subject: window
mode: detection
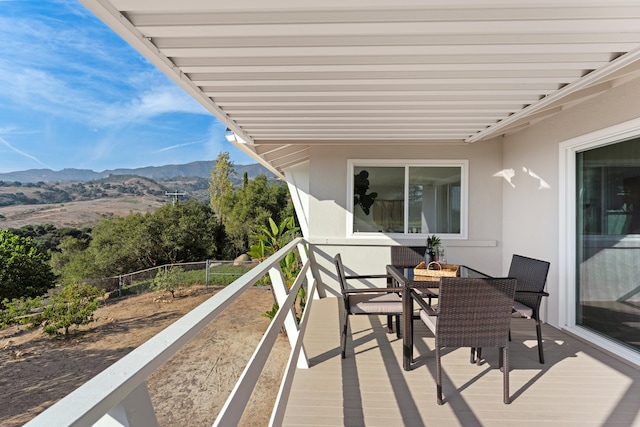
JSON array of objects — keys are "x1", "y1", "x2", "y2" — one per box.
[
  {"x1": 348, "y1": 160, "x2": 467, "y2": 237},
  {"x1": 576, "y1": 136, "x2": 640, "y2": 352},
  {"x1": 560, "y1": 117, "x2": 640, "y2": 365}
]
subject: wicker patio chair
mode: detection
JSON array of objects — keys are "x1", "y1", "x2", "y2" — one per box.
[
  {"x1": 508, "y1": 254, "x2": 550, "y2": 364},
  {"x1": 390, "y1": 246, "x2": 426, "y2": 268},
  {"x1": 416, "y1": 277, "x2": 517, "y2": 404},
  {"x1": 388, "y1": 246, "x2": 434, "y2": 325},
  {"x1": 334, "y1": 253, "x2": 403, "y2": 359}
]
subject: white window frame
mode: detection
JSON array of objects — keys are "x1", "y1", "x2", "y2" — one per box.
[
  {"x1": 346, "y1": 159, "x2": 468, "y2": 239},
  {"x1": 559, "y1": 117, "x2": 640, "y2": 367}
]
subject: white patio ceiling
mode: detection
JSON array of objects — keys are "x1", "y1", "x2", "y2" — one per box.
[{"x1": 81, "y1": 0, "x2": 640, "y2": 176}]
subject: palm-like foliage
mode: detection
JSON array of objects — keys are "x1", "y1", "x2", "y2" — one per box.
[
  {"x1": 248, "y1": 217, "x2": 304, "y2": 322},
  {"x1": 248, "y1": 217, "x2": 299, "y2": 261}
]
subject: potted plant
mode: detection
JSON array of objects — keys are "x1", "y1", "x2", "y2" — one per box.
[{"x1": 426, "y1": 235, "x2": 443, "y2": 266}]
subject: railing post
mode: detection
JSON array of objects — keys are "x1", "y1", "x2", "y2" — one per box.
[
  {"x1": 93, "y1": 382, "x2": 158, "y2": 427},
  {"x1": 269, "y1": 266, "x2": 298, "y2": 339},
  {"x1": 296, "y1": 241, "x2": 319, "y2": 301},
  {"x1": 269, "y1": 266, "x2": 309, "y2": 368},
  {"x1": 205, "y1": 259, "x2": 210, "y2": 288}
]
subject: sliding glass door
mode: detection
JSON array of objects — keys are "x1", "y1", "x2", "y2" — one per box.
[{"x1": 576, "y1": 137, "x2": 640, "y2": 351}]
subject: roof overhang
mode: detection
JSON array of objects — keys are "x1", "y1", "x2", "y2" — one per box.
[{"x1": 80, "y1": 0, "x2": 640, "y2": 176}]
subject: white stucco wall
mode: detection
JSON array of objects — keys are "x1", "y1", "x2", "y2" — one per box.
[
  {"x1": 501, "y1": 76, "x2": 640, "y2": 327},
  {"x1": 284, "y1": 77, "x2": 640, "y2": 332},
  {"x1": 303, "y1": 139, "x2": 505, "y2": 295},
  {"x1": 285, "y1": 162, "x2": 310, "y2": 238}
]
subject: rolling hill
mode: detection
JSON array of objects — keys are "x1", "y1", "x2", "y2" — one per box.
[
  {"x1": 0, "y1": 162, "x2": 275, "y2": 229},
  {"x1": 0, "y1": 161, "x2": 272, "y2": 183}
]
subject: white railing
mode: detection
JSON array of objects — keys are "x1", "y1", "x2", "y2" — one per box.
[{"x1": 24, "y1": 237, "x2": 317, "y2": 427}]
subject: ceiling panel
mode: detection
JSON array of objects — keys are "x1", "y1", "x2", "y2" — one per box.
[{"x1": 80, "y1": 0, "x2": 640, "y2": 176}]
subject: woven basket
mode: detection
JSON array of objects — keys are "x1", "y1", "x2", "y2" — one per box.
[{"x1": 414, "y1": 261, "x2": 460, "y2": 278}]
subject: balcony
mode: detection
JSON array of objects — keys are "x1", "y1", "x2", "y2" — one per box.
[
  {"x1": 283, "y1": 298, "x2": 640, "y2": 426},
  {"x1": 25, "y1": 239, "x2": 640, "y2": 426}
]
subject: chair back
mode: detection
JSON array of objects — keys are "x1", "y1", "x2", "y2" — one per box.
[
  {"x1": 436, "y1": 277, "x2": 516, "y2": 348},
  {"x1": 333, "y1": 254, "x2": 350, "y2": 311},
  {"x1": 507, "y1": 255, "x2": 550, "y2": 311},
  {"x1": 391, "y1": 246, "x2": 426, "y2": 268}
]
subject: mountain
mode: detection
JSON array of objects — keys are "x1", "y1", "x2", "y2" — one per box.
[{"x1": 0, "y1": 161, "x2": 273, "y2": 183}]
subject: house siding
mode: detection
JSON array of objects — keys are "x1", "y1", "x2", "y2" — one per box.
[
  {"x1": 304, "y1": 139, "x2": 505, "y2": 294},
  {"x1": 502, "y1": 76, "x2": 640, "y2": 328}
]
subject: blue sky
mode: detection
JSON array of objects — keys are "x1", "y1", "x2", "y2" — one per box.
[{"x1": 0, "y1": 0, "x2": 253, "y2": 173}]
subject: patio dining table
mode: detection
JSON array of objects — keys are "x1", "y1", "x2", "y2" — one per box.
[{"x1": 386, "y1": 264, "x2": 491, "y2": 370}]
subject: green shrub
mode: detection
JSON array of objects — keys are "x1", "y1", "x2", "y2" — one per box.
[
  {"x1": 151, "y1": 267, "x2": 185, "y2": 297},
  {"x1": 0, "y1": 229, "x2": 56, "y2": 302},
  {"x1": 0, "y1": 296, "x2": 43, "y2": 329},
  {"x1": 262, "y1": 302, "x2": 279, "y2": 320},
  {"x1": 41, "y1": 283, "x2": 103, "y2": 337}
]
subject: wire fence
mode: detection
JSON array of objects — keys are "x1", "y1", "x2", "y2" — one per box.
[{"x1": 82, "y1": 260, "x2": 258, "y2": 297}]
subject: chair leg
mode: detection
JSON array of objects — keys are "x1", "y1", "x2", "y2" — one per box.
[
  {"x1": 536, "y1": 318, "x2": 544, "y2": 364},
  {"x1": 470, "y1": 347, "x2": 484, "y2": 364},
  {"x1": 395, "y1": 315, "x2": 401, "y2": 338},
  {"x1": 341, "y1": 313, "x2": 349, "y2": 359},
  {"x1": 503, "y1": 346, "x2": 510, "y2": 404},
  {"x1": 387, "y1": 314, "x2": 393, "y2": 333},
  {"x1": 436, "y1": 346, "x2": 443, "y2": 405}
]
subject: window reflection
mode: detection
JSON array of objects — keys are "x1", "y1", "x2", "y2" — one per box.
[
  {"x1": 353, "y1": 165, "x2": 461, "y2": 234},
  {"x1": 576, "y1": 137, "x2": 640, "y2": 352}
]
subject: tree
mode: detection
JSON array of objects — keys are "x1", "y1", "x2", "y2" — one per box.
[
  {"x1": 54, "y1": 200, "x2": 226, "y2": 283},
  {"x1": 9, "y1": 224, "x2": 91, "y2": 254},
  {"x1": 50, "y1": 236, "x2": 93, "y2": 284},
  {"x1": 145, "y1": 200, "x2": 225, "y2": 264},
  {"x1": 209, "y1": 152, "x2": 235, "y2": 224},
  {"x1": 88, "y1": 213, "x2": 150, "y2": 276},
  {"x1": 0, "y1": 230, "x2": 56, "y2": 302},
  {"x1": 222, "y1": 175, "x2": 294, "y2": 257},
  {"x1": 151, "y1": 266, "x2": 185, "y2": 298},
  {"x1": 41, "y1": 283, "x2": 103, "y2": 337}
]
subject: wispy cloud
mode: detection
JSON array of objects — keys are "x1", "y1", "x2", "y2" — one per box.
[
  {"x1": 97, "y1": 83, "x2": 208, "y2": 128},
  {"x1": 155, "y1": 139, "x2": 205, "y2": 153},
  {"x1": 0, "y1": 2, "x2": 252, "y2": 172},
  {"x1": 0, "y1": 136, "x2": 50, "y2": 169},
  {"x1": 0, "y1": 4, "x2": 207, "y2": 130}
]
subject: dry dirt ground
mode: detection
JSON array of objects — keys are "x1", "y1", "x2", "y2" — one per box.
[
  {"x1": 0, "y1": 196, "x2": 164, "y2": 229},
  {"x1": 0, "y1": 286, "x2": 289, "y2": 426}
]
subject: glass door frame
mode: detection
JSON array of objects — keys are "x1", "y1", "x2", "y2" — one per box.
[{"x1": 560, "y1": 117, "x2": 640, "y2": 366}]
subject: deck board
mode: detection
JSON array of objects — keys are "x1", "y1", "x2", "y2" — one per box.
[{"x1": 283, "y1": 297, "x2": 640, "y2": 426}]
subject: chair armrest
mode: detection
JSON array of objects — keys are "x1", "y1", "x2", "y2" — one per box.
[
  {"x1": 515, "y1": 290, "x2": 549, "y2": 297},
  {"x1": 410, "y1": 289, "x2": 438, "y2": 316},
  {"x1": 423, "y1": 305, "x2": 438, "y2": 316},
  {"x1": 343, "y1": 287, "x2": 403, "y2": 295},
  {"x1": 345, "y1": 274, "x2": 391, "y2": 280}
]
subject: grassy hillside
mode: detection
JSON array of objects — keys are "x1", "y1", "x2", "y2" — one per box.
[{"x1": 0, "y1": 175, "x2": 210, "y2": 229}]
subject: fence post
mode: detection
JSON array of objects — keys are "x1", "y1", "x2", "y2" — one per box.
[
  {"x1": 205, "y1": 259, "x2": 210, "y2": 288},
  {"x1": 118, "y1": 275, "x2": 123, "y2": 297}
]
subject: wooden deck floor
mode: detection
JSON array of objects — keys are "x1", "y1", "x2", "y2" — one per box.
[{"x1": 282, "y1": 297, "x2": 640, "y2": 426}]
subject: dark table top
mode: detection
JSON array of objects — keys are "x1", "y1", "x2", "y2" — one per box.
[{"x1": 386, "y1": 264, "x2": 491, "y2": 288}]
